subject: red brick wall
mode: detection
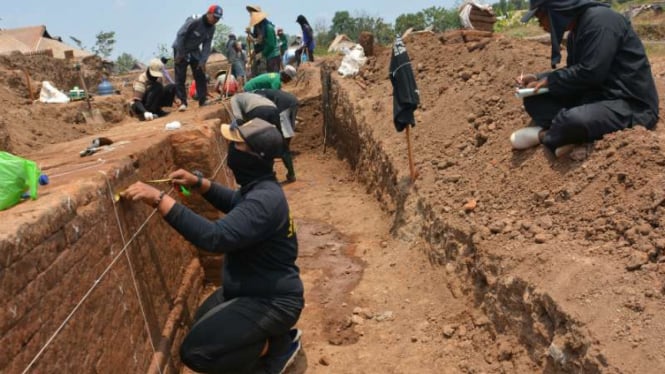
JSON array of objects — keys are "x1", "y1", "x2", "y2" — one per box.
[{"x1": 0, "y1": 120, "x2": 230, "y2": 373}]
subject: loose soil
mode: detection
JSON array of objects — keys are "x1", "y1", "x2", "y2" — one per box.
[{"x1": 2, "y1": 23, "x2": 665, "y2": 373}]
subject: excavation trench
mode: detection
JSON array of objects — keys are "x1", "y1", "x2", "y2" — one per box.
[
  {"x1": 0, "y1": 63, "x2": 632, "y2": 373},
  {"x1": 318, "y1": 63, "x2": 608, "y2": 373}
]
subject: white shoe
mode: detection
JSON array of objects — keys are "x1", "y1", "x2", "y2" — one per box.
[
  {"x1": 178, "y1": 104, "x2": 187, "y2": 112},
  {"x1": 510, "y1": 126, "x2": 543, "y2": 149}
]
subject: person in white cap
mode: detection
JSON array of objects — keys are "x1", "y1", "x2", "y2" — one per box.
[
  {"x1": 243, "y1": 65, "x2": 296, "y2": 92},
  {"x1": 130, "y1": 58, "x2": 176, "y2": 121},
  {"x1": 120, "y1": 118, "x2": 303, "y2": 374}
]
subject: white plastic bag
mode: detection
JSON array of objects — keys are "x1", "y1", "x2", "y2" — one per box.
[
  {"x1": 39, "y1": 81, "x2": 70, "y2": 104},
  {"x1": 165, "y1": 121, "x2": 182, "y2": 130},
  {"x1": 337, "y1": 44, "x2": 367, "y2": 77}
]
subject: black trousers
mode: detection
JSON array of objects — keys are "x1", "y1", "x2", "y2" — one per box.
[
  {"x1": 180, "y1": 288, "x2": 302, "y2": 373},
  {"x1": 244, "y1": 106, "x2": 281, "y2": 131},
  {"x1": 174, "y1": 52, "x2": 208, "y2": 106},
  {"x1": 144, "y1": 83, "x2": 176, "y2": 112},
  {"x1": 524, "y1": 94, "x2": 634, "y2": 151},
  {"x1": 131, "y1": 82, "x2": 176, "y2": 118}
]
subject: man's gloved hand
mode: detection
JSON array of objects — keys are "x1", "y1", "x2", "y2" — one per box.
[{"x1": 144, "y1": 112, "x2": 156, "y2": 121}]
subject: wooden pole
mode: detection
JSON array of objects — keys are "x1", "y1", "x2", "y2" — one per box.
[
  {"x1": 22, "y1": 69, "x2": 35, "y2": 102},
  {"x1": 405, "y1": 125, "x2": 417, "y2": 182}
]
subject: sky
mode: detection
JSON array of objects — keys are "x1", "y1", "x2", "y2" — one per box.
[{"x1": 2, "y1": 0, "x2": 457, "y2": 62}]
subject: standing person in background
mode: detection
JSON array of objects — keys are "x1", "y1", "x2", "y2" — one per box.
[
  {"x1": 255, "y1": 89, "x2": 299, "y2": 183},
  {"x1": 243, "y1": 65, "x2": 297, "y2": 92},
  {"x1": 295, "y1": 15, "x2": 314, "y2": 65},
  {"x1": 246, "y1": 6, "x2": 281, "y2": 75},
  {"x1": 228, "y1": 41, "x2": 248, "y2": 88},
  {"x1": 277, "y1": 28, "x2": 288, "y2": 66},
  {"x1": 225, "y1": 33, "x2": 237, "y2": 57},
  {"x1": 130, "y1": 58, "x2": 176, "y2": 121},
  {"x1": 172, "y1": 4, "x2": 222, "y2": 111}
]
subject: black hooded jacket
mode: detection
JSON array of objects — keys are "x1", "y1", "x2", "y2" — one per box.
[
  {"x1": 164, "y1": 177, "x2": 303, "y2": 300},
  {"x1": 544, "y1": 2, "x2": 659, "y2": 128}
]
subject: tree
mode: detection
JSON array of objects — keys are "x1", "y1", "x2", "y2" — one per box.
[
  {"x1": 115, "y1": 53, "x2": 138, "y2": 74},
  {"x1": 329, "y1": 11, "x2": 395, "y2": 45},
  {"x1": 418, "y1": 6, "x2": 460, "y2": 32},
  {"x1": 314, "y1": 17, "x2": 333, "y2": 53},
  {"x1": 92, "y1": 31, "x2": 116, "y2": 59},
  {"x1": 212, "y1": 23, "x2": 233, "y2": 54},
  {"x1": 330, "y1": 11, "x2": 357, "y2": 38},
  {"x1": 395, "y1": 13, "x2": 426, "y2": 35}
]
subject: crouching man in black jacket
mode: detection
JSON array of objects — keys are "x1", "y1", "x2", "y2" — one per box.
[
  {"x1": 510, "y1": 0, "x2": 659, "y2": 156},
  {"x1": 122, "y1": 118, "x2": 303, "y2": 374}
]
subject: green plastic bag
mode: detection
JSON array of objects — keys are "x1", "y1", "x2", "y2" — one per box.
[{"x1": 0, "y1": 151, "x2": 41, "y2": 211}]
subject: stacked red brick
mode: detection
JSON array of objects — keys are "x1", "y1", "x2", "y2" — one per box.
[{"x1": 459, "y1": 2, "x2": 497, "y2": 33}]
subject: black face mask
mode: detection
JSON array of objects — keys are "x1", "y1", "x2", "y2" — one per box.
[{"x1": 227, "y1": 143, "x2": 273, "y2": 187}]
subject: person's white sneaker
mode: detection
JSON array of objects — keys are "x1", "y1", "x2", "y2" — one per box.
[
  {"x1": 178, "y1": 104, "x2": 187, "y2": 112},
  {"x1": 510, "y1": 126, "x2": 544, "y2": 149}
]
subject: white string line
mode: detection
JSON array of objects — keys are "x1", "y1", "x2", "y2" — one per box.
[
  {"x1": 46, "y1": 159, "x2": 107, "y2": 179},
  {"x1": 22, "y1": 189, "x2": 163, "y2": 374},
  {"x1": 100, "y1": 171, "x2": 163, "y2": 374},
  {"x1": 23, "y1": 134, "x2": 230, "y2": 373}
]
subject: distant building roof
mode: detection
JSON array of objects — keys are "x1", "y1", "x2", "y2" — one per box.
[{"x1": 0, "y1": 25, "x2": 93, "y2": 59}]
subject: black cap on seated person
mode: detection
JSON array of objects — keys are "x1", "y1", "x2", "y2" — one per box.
[{"x1": 221, "y1": 118, "x2": 284, "y2": 160}]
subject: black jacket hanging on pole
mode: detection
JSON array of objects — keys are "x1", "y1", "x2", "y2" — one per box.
[{"x1": 389, "y1": 36, "x2": 420, "y2": 132}]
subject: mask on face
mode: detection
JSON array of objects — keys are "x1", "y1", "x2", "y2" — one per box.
[{"x1": 227, "y1": 143, "x2": 273, "y2": 186}]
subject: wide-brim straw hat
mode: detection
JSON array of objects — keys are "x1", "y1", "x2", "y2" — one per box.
[{"x1": 249, "y1": 11, "x2": 268, "y2": 27}]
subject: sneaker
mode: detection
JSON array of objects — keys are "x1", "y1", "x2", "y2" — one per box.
[
  {"x1": 510, "y1": 126, "x2": 544, "y2": 150},
  {"x1": 265, "y1": 340, "x2": 301, "y2": 374},
  {"x1": 178, "y1": 104, "x2": 187, "y2": 112},
  {"x1": 289, "y1": 328, "x2": 302, "y2": 343}
]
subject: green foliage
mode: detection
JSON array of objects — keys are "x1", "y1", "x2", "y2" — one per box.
[
  {"x1": 212, "y1": 23, "x2": 233, "y2": 54},
  {"x1": 115, "y1": 52, "x2": 138, "y2": 74},
  {"x1": 329, "y1": 10, "x2": 395, "y2": 45},
  {"x1": 395, "y1": 13, "x2": 426, "y2": 35},
  {"x1": 92, "y1": 31, "x2": 116, "y2": 59},
  {"x1": 394, "y1": 6, "x2": 460, "y2": 35},
  {"x1": 491, "y1": 0, "x2": 528, "y2": 16},
  {"x1": 314, "y1": 18, "x2": 334, "y2": 52},
  {"x1": 421, "y1": 6, "x2": 460, "y2": 32}
]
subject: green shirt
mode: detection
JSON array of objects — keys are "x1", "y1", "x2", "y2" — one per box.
[
  {"x1": 263, "y1": 22, "x2": 280, "y2": 60},
  {"x1": 244, "y1": 73, "x2": 281, "y2": 91},
  {"x1": 278, "y1": 34, "x2": 288, "y2": 54}
]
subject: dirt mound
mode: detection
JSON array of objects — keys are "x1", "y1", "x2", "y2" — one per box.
[
  {"x1": 321, "y1": 29, "x2": 665, "y2": 372},
  {"x1": 0, "y1": 53, "x2": 129, "y2": 154}
]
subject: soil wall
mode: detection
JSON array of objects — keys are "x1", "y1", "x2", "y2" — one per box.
[
  {"x1": 320, "y1": 27, "x2": 665, "y2": 371},
  {"x1": 0, "y1": 119, "x2": 231, "y2": 373}
]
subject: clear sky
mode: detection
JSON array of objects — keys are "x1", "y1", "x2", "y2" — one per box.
[{"x1": 2, "y1": 0, "x2": 457, "y2": 62}]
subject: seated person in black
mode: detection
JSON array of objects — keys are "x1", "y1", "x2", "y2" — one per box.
[
  {"x1": 510, "y1": 0, "x2": 659, "y2": 156},
  {"x1": 130, "y1": 58, "x2": 176, "y2": 121}
]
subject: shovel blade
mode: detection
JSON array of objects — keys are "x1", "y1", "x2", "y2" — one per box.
[{"x1": 82, "y1": 109, "x2": 105, "y2": 125}]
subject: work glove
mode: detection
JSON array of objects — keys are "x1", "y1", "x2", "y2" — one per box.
[{"x1": 144, "y1": 112, "x2": 156, "y2": 121}]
